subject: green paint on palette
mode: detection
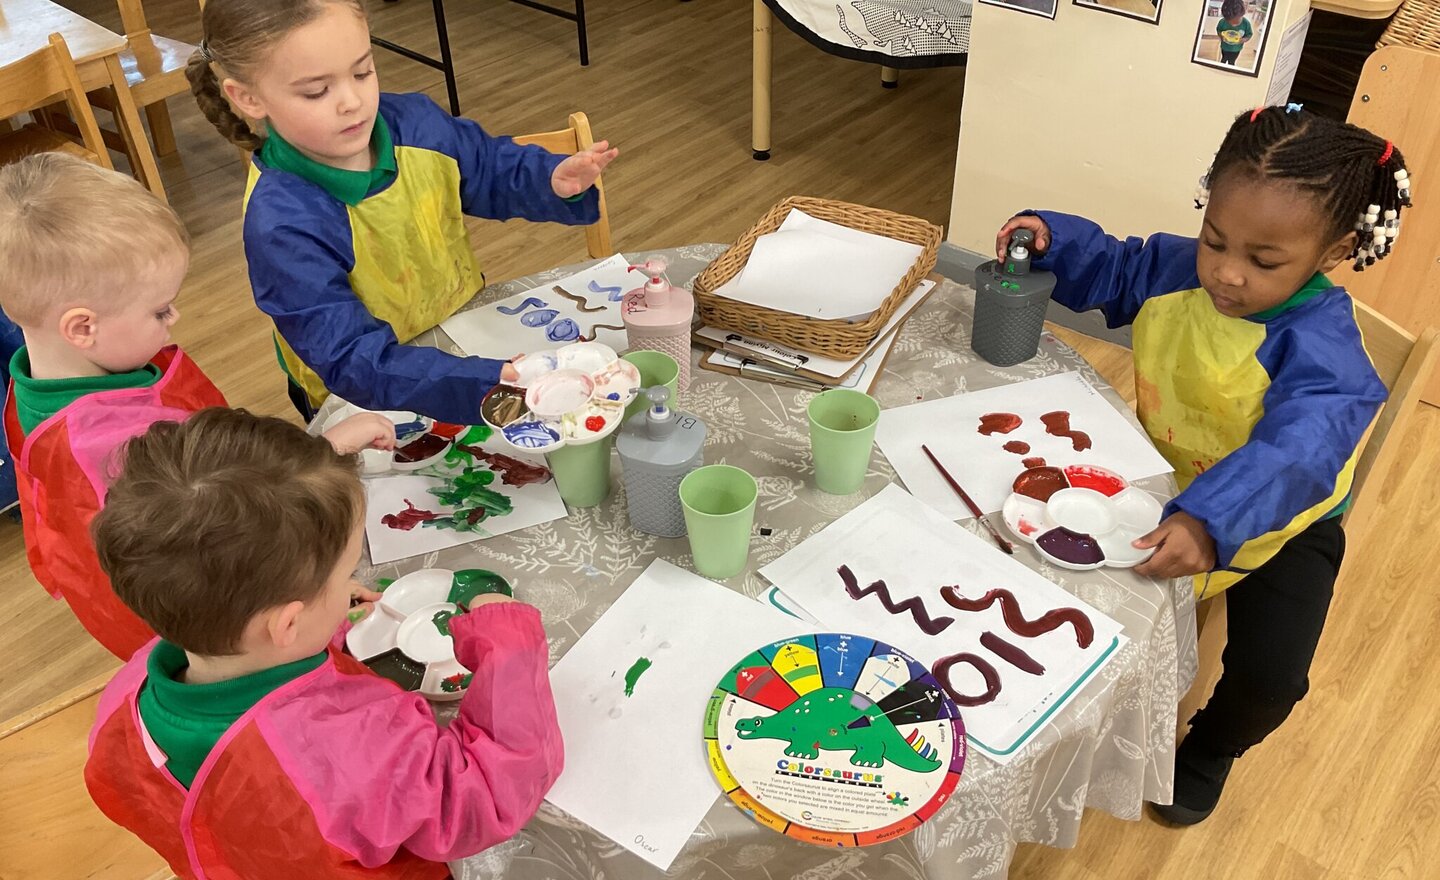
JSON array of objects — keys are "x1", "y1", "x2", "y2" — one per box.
[
  {"x1": 448, "y1": 569, "x2": 513, "y2": 607},
  {"x1": 432, "y1": 608, "x2": 457, "y2": 637},
  {"x1": 623, "y1": 657, "x2": 653, "y2": 697}
]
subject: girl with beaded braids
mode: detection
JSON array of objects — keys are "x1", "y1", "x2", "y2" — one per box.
[
  {"x1": 995, "y1": 105, "x2": 1408, "y2": 825},
  {"x1": 184, "y1": 0, "x2": 618, "y2": 423}
]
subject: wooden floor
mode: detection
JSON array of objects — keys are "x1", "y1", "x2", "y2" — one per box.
[{"x1": 1, "y1": 1, "x2": 1436, "y2": 878}]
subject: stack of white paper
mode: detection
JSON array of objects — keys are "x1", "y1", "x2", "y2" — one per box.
[{"x1": 711, "y1": 209, "x2": 923, "y2": 319}]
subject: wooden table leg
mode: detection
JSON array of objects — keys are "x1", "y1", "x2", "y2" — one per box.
[
  {"x1": 145, "y1": 102, "x2": 178, "y2": 157},
  {"x1": 752, "y1": 0, "x2": 772, "y2": 161},
  {"x1": 102, "y1": 54, "x2": 166, "y2": 202},
  {"x1": 881, "y1": 65, "x2": 899, "y2": 89}
]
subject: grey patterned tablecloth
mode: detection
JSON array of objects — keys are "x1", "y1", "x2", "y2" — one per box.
[{"x1": 324, "y1": 244, "x2": 1197, "y2": 880}]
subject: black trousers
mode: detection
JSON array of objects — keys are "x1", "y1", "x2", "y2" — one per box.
[{"x1": 1186, "y1": 516, "x2": 1345, "y2": 757}]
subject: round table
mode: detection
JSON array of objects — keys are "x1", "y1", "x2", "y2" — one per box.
[{"x1": 324, "y1": 243, "x2": 1198, "y2": 879}]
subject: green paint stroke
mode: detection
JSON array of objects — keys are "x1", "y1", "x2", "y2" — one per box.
[
  {"x1": 623, "y1": 657, "x2": 653, "y2": 697},
  {"x1": 432, "y1": 609, "x2": 457, "y2": 637}
]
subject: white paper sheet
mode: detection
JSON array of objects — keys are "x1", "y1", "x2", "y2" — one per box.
[
  {"x1": 362, "y1": 441, "x2": 567, "y2": 564},
  {"x1": 695, "y1": 279, "x2": 935, "y2": 378},
  {"x1": 545, "y1": 560, "x2": 810, "y2": 870},
  {"x1": 876, "y1": 372, "x2": 1174, "y2": 517},
  {"x1": 711, "y1": 209, "x2": 923, "y2": 319},
  {"x1": 703, "y1": 328, "x2": 895, "y2": 393},
  {"x1": 759, "y1": 485, "x2": 1126, "y2": 764},
  {"x1": 441, "y1": 254, "x2": 633, "y2": 359}
]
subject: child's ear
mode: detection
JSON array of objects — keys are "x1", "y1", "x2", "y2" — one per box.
[
  {"x1": 265, "y1": 600, "x2": 307, "y2": 650},
  {"x1": 1318, "y1": 231, "x2": 1358, "y2": 272},
  {"x1": 58, "y1": 308, "x2": 98, "y2": 350},
  {"x1": 222, "y1": 78, "x2": 266, "y2": 121}
]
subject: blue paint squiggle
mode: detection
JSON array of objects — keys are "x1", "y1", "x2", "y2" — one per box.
[
  {"x1": 497, "y1": 297, "x2": 547, "y2": 315},
  {"x1": 546, "y1": 318, "x2": 581, "y2": 342},
  {"x1": 588, "y1": 280, "x2": 624, "y2": 302},
  {"x1": 520, "y1": 309, "x2": 559, "y2": 327}
]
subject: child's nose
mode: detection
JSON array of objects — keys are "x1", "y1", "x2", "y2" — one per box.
[{"x1": 1215, "y1": 259, "x2": 1246, "y2": 287}]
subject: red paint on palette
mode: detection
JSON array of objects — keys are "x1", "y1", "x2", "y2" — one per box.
[
  {"x1": 1040, "y1": 411, "x2": 1092, "y2": 452},
  {"x1": 977, "y1": 412, "x2": 1022, "y2": 435},
  {"x1": 1063, "y1": 465, "x2": 1126, "y2": 497},
  {"x1": 1022, "y1": 457, "x2": 1046, "y2": 469},
  {"x1": 428, "y1": 422, "x2": 467, "y2": 439},
  {"x1": 394, "y1": 433, "x2": 450, "y2": 463},
  {"x1": 585, "y1": 415, "x2": 606, "y2": 432},
  {"x1": 1017, "y1": 519, "x2": 1039, "y2": 537},
  {"x1": 1012, "y1": 466, "x2": 1068, "y2": 502},
  {"x1": 1002, "y1": 440, "x2": 1031, "y2": 455}
]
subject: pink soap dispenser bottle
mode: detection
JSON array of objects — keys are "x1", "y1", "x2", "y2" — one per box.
[{"x1": 621, "y1": 255, "x2": 695, "y2": 390}]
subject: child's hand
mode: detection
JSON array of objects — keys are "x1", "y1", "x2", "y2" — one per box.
[
  {"x1": 551, "y1": 141, "x2": 619, "y2": 199},
  {"x1": 1132, "y1": 512, "x2": 1217, "y2": 579},
  {"x1": 996, "y1": 215, "x2": 1051, "y2": 261},
  {"x1": 324, "y1": 413, "x2": 397, "y2": 455},
  {"x1": 501, "y1": 362, "x2": 520, "y2": 383},
  {"x1": 347, "y1": 584, "x2": 385, "y2": 623},
  {"x1": 458, "y1": 592, "x2": 516, "y2": 611}
]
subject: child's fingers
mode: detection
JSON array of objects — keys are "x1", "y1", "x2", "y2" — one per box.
[
  {"x1": 353, "y1": 585, "x2": 384, "y2": 603},
  {"x1": 347, "y1": 603, "x2": 374, "y2": 624},
  {"x1": 1131, "y1": 523, "x2": 1167, "y2": 549}
]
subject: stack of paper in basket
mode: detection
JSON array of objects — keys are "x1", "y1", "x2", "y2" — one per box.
[{"x1": 694, "y1": 208, "x2": 938, "y2": 392}]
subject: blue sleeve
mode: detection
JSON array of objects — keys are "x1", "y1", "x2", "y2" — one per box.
[
  {"x1": 1029, "y1": 211, "x2": 1202, "y2": 329},
  {"x1": 244, "y1": 184, "x2": 504, "y2": 424},
  {"x1": 1165, "y1": 296, "x2": 1387, "y2": 569},
  {"x1": 388, "y1": 93, "x2": 601, "y2": 225}
]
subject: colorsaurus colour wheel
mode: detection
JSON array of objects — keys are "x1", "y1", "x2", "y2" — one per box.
[{"x1": 704, "y1": 633, "x2": 965, "y2": 846}]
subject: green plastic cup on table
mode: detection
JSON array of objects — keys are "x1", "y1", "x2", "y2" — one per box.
[
  {"x1": 679, "y1": 465, "x2": 758, "y2": 579},
  {"x1": 622, "y1": 351, "x2": 680, "y2": 422},
  {"x1": 546, "y1": 438, "x2": 613, "y2": 508},
  {"x1": 807, "y1": 389, "x2": 881, "y2": 495}
]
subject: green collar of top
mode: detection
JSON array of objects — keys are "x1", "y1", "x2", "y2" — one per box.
[
  {"x1": 258, "y1": 115, "x2": 398, "y2": 206},
  {"x1": 145, "y1": 640, "x2": 327, "y2": 720},
  {"x1": 1249, "y1": 272, "x2": 1334, "y2": 322}
]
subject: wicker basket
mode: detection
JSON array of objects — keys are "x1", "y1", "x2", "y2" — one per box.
[
  {"x1": 1378, "y1": 0, "x2": 1440, "y2": 52},
  {"x1": 692, "y1": 196, "x2": 942, "y2": 359}
]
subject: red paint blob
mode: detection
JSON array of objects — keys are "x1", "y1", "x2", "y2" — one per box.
[
  {"x1": 1002, "y1": 440, "x2": 1031, "y2": 455},
  {"x1": 978, "y1": 412, "x2": 1023, "y2": 435},
  {"x1": 394, "y1": 433, "x2": 450, "y2": 463},
  {"x1": 428, "y1": 422, "x2": 468, "y2": 439},
  {"x1": 1022, "y1": 457, "x2": 1046, "y2": 469},
  {"x1": 381, "y1": 499, "x2": 442, "y2": 531},
  {"x1": 1012, "y1": 466, "x2": 1068, "y2": 502},
  {"x1": 455, "y1": 445, "x2": 552, "y2": 487},
  {"x1": 585, "y1": 415, "x2": 606, "y2": 432},
  {"x1": 1040, "y1": 411, "x2": 1092, "y2": 452},
  {"x1": 1017, "y1": 519, "x2": 1039, "y2": 537},
  {"x1": 1063, "y1": 465, "x2": 1126, "y2": 497}
]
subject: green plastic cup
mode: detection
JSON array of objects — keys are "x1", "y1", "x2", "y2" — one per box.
[
  {"x1": 546, "y1": 438, "x2": 613, "y2": 508},
  {"x1": 807, "y1": 389, "x2": 881, "y2": 495},
  {"x1": 622, "y1": 351, "x2": 680, "y2": 422},
  {"x1": 679, "y1": 465, "x2": 758, "y2": 579}
]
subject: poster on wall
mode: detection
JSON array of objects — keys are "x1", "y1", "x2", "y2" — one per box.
[
  {"x1": 1075, "y1": 0, "x2": 1162, "y2": 25},
  {"x1": 1191, "y1": 0, "x2": 1274, "y2": 76},
  {"x1": 979, "y1": 0, "x2": 1058, "y2": 20}
]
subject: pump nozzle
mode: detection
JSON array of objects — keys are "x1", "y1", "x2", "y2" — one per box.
[
  {"x1": 1005, "y1": 229, "x2": 1034, "y2": 276},
  {"x1": 643, "y1": 385, "x2": 677, "y2": 439},
  {"x1": 627, "y1": 255, "x2": 673, "y2": 307}
]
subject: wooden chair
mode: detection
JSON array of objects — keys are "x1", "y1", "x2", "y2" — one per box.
[
  {"x1": 0, "y1": 35, "x2": 113, "y2": 171},
  {"x1": 87, "y1": 0, "x2": 196, "y2": 159},
  {"x1": 1181, "y1": 302, "x2": 1440, "y2": 728},
  {"x1": 512, "y1": 112, "x2": 614, "y2": 260},
  {"x1": 0, "y1": 670, "x2": 174, "y2": 879}
]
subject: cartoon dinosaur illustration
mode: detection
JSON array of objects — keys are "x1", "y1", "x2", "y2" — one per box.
[{"x1": 734, "y1": 687, "x2": 942, "y2": 772}]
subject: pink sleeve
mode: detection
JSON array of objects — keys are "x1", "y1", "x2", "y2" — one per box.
[{"x1": 266, "y1": 602, "x2": 562, "y2": 866}]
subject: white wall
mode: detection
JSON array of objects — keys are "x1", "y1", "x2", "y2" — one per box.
[{"x1": 949, "y1": 0, "x2": 1310, "y2": 253}]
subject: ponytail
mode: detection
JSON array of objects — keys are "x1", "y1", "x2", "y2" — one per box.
[{"x1": 184, "y1": 50, "x2": 265, "y2": 153}]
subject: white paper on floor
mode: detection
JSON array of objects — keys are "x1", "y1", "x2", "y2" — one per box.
[
  {"x1": 545, "y1": 559, "x2": 810, "y2": 871},
  {"x1": 441, "y1": 254, "x2": 633, "y2": 359},
  {"x1": 362, "y1": 441, "x2": 567, "y2": 564},
  {"x1": 876, "y1": 372, "x2": 1174, "y2": 518},
  {"x1": 759, "y1": 485, "x2": 1127, "y2": 764},
  {"x1": 711, "y1": 209, "x2": 923, "y2": 319}
]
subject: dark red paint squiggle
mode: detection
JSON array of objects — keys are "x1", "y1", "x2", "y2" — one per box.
[
  {"x1": 939, "y1": 586, "x2": 1094, "y2": 649},
  {"x1": 1040, "y1": 411, "x2": 1092, "y2": 452},
  {"x1": 838, "y1": 565, "x2": 954, "y2": 636},
  {"x1": 980, "y1": 631, "x2": 1045, "y2": 675},
  {"x1": 933, "y1": 652, "x2": 1002, "y2": 706},
  {"x1": 381, "y1": 500, "x2": 441, "y2": 531}
]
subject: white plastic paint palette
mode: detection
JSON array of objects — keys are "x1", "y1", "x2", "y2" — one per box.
[
  {"x1": 319, "y1": 406, "x2": 444, "y2": 476},
  {"x1": 346, "y1": 569, "x2": 471, "y2": 701},
  {"x1": 1001, "y1": 465, "x2": 1163, "y2": 570},
  {"x1": 482, "y1": 342, "x2": 640, "y2": 454}
]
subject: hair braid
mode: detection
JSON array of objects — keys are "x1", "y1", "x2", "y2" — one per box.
[
  {"x1": 184, "y1": 51, "x2": 264, "y2": 152},
  {"x1": 1196, "y1": 106, "x2": 1412, "y2": 272}
]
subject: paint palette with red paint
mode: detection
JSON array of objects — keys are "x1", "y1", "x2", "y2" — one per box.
[
  {"x1": 1001, "y1": 465, "x2": 1163, "y2": 570},
  {"x1": 481, "y1": 341, "x2": 640, "y2": 454}
]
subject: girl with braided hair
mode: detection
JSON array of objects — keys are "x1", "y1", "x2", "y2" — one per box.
[
  {"x1": 995, "y1": 105, "x2": 1410, "y2": 824},
  {"x1": 185, "y1": 0, "x2": 618, "y2": 423}
]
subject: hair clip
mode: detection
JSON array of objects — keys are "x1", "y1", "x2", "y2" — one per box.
[
  {"x1": 198, "y1": 38, "x2": 213, "y2": 62},
  {"x1": 1285, "y1": 103, "x2": 1304, "y2": 114},
  {"x1": 1249, "y1": 107, "x2": 1264, "y2": 123},
  {"x1": 1193, "y1": 174, "x2": 1210, "y2": 210}
]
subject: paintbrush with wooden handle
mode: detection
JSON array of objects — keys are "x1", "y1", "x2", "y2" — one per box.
[{"x1": 921, "y1": 444, "x2": 1014, "y2": 555}]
